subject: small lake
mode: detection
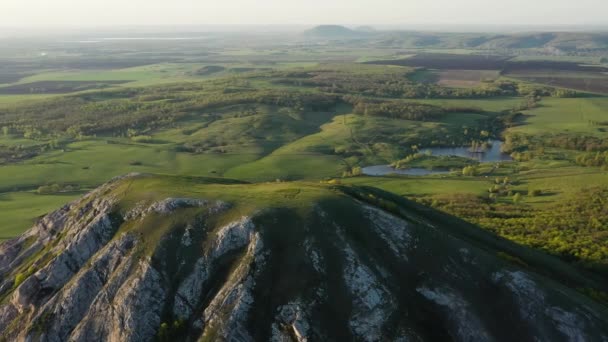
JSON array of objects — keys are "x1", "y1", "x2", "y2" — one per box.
[
  {"x1": 425, "y1": 140, "x2": 513, "y2": 163},
  {"x1": 362, "y1": 140, "x2": 512, "y2": 176}
]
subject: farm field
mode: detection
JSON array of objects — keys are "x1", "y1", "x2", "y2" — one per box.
[
  {"x1": 506, "y1": 72, "x2": 608, "y2": 95},
  {"x1": 408, "y1": 69, "x2": 502, "y2": 87},
  {"x1": 436, "y1": 69, "x2": 501, "y2": 87},
  {"x1": 0, "y1": 191, "x2": 83, "y2": 239},
  {"x1": 367, "y1": 53, "x2": 512, "y2": 69},
  {"x1": 370, "y1": 53, "x2": 608, "y2": 95},
  {"x1": 0, "y1": 80, "x2": 130, "y2": 94}
]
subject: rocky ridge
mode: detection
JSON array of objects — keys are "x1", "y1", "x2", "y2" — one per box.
[{"x1": 0, "y1": 174, "x2": 606, "y2": 341}]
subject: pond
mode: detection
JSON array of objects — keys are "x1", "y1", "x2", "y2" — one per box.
[
  {"x1": 362, "y1": 140, "x2": 512, "y2": 176},
  {"x1": 425, "y1": 140, "x2": 513, "y2": 163}
]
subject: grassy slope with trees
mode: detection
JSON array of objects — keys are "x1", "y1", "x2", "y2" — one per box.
[{"x1": 0, "y1": 35, "x2": 606, "y2": 286}]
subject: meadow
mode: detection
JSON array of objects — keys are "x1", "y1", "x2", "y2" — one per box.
[{"x1": 514, "y1": 97, "x2": 608, "y2": 136}]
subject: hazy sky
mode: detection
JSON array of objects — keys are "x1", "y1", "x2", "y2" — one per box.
[{"x1": 2, "y1": 0, "x2": 606, "y2": 27}]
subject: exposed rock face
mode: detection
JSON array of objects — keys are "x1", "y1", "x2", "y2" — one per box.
[
  {"x1": 416, "y1": 286, "x2": 492, "y2": 341},
  {"x1": 0, "y1": 174, "x2": 607, "y2": 341},
  {"x1": 172, "y1": 216, "x2": 258, "y2": 323},
  {"x1": 201, "y1": 232, "x2": 265, "y2": 342},
  {"x1": 271, "y1": 302, "x2": 312, "y2": 342},
  {"x1": 342, "y1": 241, "x2": 395, "y2": 341},
  {"x1": 124, "y1": 198, "x2": 228, "y2": 220}
]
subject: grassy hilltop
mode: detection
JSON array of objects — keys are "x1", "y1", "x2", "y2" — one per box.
[{"x1": 1, "y1": 173, "x2": 607, "y2": 340}]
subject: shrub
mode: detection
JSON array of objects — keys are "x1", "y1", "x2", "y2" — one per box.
[
  {"x1": 157, "y1": 320, "x2": 186, "y2": 342},
  {"x1": 513, "y1": 193, "x2": 522, "y2": 203},
  {"x1": 343, "y1": 166, "x2": 363, "y2": 178},
  {"x1": 462, "y1": 166, "x2": 477, "y2": 176},
  {"x1": 36, "y1": 183, "x2": 79, "y2": 194},
  {"x1": 14, "y1": 273, "x2": 27, "y2": 287},
  {"x1": 37, "y1": 184, "x2": 61, "y2": 195}
]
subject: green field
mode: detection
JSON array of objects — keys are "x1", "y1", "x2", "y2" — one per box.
[
  {"x1": 0, "y1": 74, "x2": 604, "y2": 240},
  {"x1": 0, "y1": 33, "x2": 607, "y2": 282},
  {"x1": 514, "y1": 97, "x2": 608, "y2": 136},
  {"x1": 0, "y1": 191, "x2": 83, "y2": 238}
]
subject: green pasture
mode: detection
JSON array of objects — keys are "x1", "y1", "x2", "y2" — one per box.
[{"x1": 514, "y1": 97, "x2": 608, "y2": 136}]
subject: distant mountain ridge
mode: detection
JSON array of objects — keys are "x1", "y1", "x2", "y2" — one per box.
[{"x1": 302, "y1": 26, "x2": 608, "y2": 51}]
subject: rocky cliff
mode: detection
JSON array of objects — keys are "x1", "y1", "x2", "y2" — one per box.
[{"x1": 0, "y1": 174, "x2": 606, "y2": 341}]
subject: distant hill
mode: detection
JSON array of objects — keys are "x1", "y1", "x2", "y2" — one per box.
[
  {"x1": 299, "y1": 27, "x2": 608, "y2": 52},
  {"x1": 300, "y1": 29, "x2": 608, "y2": 52},
  {"x1": 370, "y1": 31, "x2": 608, "y2": 51},
  {"x1": 304, "y1": 25, "x2": 363, "y2": 38},
  {"x1": 355, "y1": 25, "x2": 376, "y2": 33}
]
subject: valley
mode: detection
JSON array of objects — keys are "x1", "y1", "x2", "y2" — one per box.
[{"x1": 0, "y1": 24, "x2": 607, "y2": 339}]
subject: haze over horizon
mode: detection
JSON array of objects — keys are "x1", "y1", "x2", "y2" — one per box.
[{"x1": 2, "y1": 0, "x2": 607, "y2": 29}]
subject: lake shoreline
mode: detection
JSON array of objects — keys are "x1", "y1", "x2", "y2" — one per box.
[{"x1": 363, "y1": 140, "x2": 512, "y2": 176}]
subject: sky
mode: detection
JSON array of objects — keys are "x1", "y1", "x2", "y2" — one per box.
[{"x1": 2, "y1": 0, "x2": 606, "y2": 28}]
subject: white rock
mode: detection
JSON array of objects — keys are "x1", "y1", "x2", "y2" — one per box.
[
  {"x1": 363, "y1": 205, "x2": 412, "y2": 260},
  {"x1": 342, "y1": 243, "x2": 395, "y2": 341},
  {"x1": 416, "y1": 286, "x2": 492, "y2": 341}
]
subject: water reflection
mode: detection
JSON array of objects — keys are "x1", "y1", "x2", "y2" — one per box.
[
  {"x1": 362, "y1": 140, "x2": 512, "y2": 176},
  {"x1": 426, "y1": 140, "x2": 512, "y2": 162}
]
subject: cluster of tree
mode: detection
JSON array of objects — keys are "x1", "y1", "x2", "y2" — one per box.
[
  {"x1": 343, "y1": 96, "x2": 463, "y2": 121},
  {"x1": 575, "y1": 151, "x2": 608, "y2": 169},
  {"x1": 346, "y1": 97, "x2": 447, "y2": 121},
  {"x1": 512, "y1": 96, "x2": 541, "y2": 111},
  {"x1": 515, "y1": 83, "x2": 579, "y2": 98},
  {"x1": 497, "y1": 111, "x2": 524, "y2": 129},
  {"x1": 0, "y1": 86, "x2": 340, "y2": 138},
  {"x1": 0, "y1": 142, "x2": 62, "y2": 165},
  {"x1": 341, "y1": 166, "x2": 363, "y2": 178},
  {"x1": 486, "y1": 177, "x2": 514, "y2": 198},
  {"x1": 353, "y1": 102, "x2": 446, "y2": 121},
  {"x1": 420, "y1": 187, "x2": 608, "y2": 276},
  {"x1": 509, "y1": 151, "x2": 537, "y2": 162},
  {"x1": 392, "y1": 151, "x2": 431, "y2": 168},
  {"x1": 392, "y1": 152, "x2": 475, "y2": 170},
  {"x1": 270, "y1": 67, "x2": 414, "y2": 98},
  {"x1": 274, "y1": 70, "x2": 579, "y2": 99},
  {"x1": 504, "y1": 131, "x2": 608, "y2": 154},
  {"x1": 36, "y1": 183, "x2": 80, "y2": 195},
  {"x1": 501, "y1": 129, "x2": 608, "y2": 166},
  {"x1": 499, "y1": 133, "x2": 535, "y2": 154},
  {"x1": 462, "y1": 165, "x2": 478, "y2": 176},
  {"x1": 546, "y1": 134, "x2": 608, "y2": 152}
]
